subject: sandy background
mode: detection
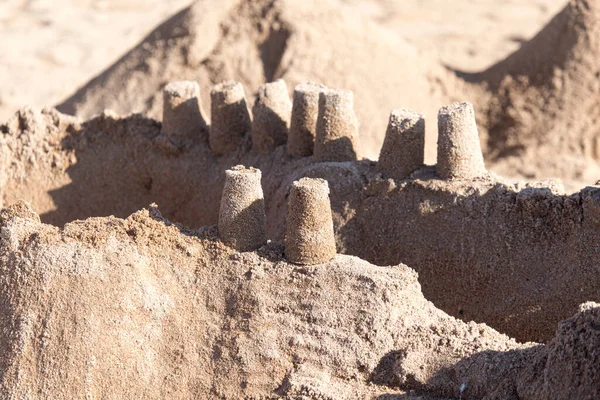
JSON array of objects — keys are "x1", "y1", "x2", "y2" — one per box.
[{"x1": 0, "y1": 0, "x2": 567, "y2": 122}]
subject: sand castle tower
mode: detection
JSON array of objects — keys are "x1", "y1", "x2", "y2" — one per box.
[
  {"x1": 218, "y1": 165, "x2": 267, "y2": 252},
  {"x1": 436, "y1": 102, "x2": 487, "y2": 180},
  {"x1": 377, "y1": 109, "x2": 425, "y2": 180},
  {"x1": 161, "y1": 81, "x2": 208, "y2": 138},
  {"x1": 251, "y1": 79, "x2": 292, "y2": 154},
  {"x1": 209, "y1": 81, "x2": 252, "y2": 155},
  {"x1": 313, "y1": 88, "x2": 359, "y2": 162},
  {"x1": 284, "y1": 178, "x2": 336, "y2": 265},
  {"x1": 287, "y1": 82, "x2": 328, "y2": 157}
]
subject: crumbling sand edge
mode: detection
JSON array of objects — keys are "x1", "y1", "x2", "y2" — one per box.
[{"x1": 1, "y1": 201, "x2": 599, "y2": 399}]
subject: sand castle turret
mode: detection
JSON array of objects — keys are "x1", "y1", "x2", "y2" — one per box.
[
  {"x1": 284, "y1": 177, "x2": 336, "y2": 265},
  {"x1": 436, "y1": 102, "x2": 487, "y2": 180},
  {"x1": 251, "y1": 79, "x2": 292, "y2": 154},
  {"x1": 287, "y1": 82, "x2": 328, "y2": 157},
  {"x1": 161, "y1": 81, "x2": 208, "y2": 139},
  {"x1": 313, "y1": 88, "x2": 359, "y2": 162},
  {"x1": 218, "y1": 165, "x2": 266, "y2": 251},
  {"x1": 209, "y1": 81, "x2": 252, "y2": 155},
  {"x1": 377, "y1": 109, "x2": 425, "y2": 180}
]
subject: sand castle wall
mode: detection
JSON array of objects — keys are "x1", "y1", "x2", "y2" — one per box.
[
  {"x1": 0, "y1": 199, "x2": 599, "y2": 399},
  {"x1": 2, "y1": 98, "x2": 599, "y2": 343}
]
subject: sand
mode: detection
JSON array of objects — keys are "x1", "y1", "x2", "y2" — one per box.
[
  {"x1": 0, "y1": 0, "x2": 192, "y2": 122},
  {"x1": 3, "y1": 0, "x2": 600, "y2": 397},
  {"x1": 37, "y1": 0, "x2": 600, "y2": 191},
  {"x1": 0, "y1": 0, "x2": 566, "y2": 123},
  {"x1": 2, "y1": 105, "x2": 600, "y2": 344},
  {"x1": 0, "y1": 198, "x2": 599, "y2": 398}
]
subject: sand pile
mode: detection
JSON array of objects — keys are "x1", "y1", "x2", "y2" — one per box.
[
  {"x1": 55, "y1": 0, "x2": 458, "y2": 161},
  {"x1": 0, "y1": 199, "x2": 599, "y2": 398},
  {"x1": 53, "y1": 0, "x2": 600, "y2": 187},
  {"x1": 472, "y1": 0, "x2": 600, "y2": 183}
]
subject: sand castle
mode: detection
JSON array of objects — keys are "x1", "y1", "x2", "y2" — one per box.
[
  {"x1": 377, "y1": 109, "x2": 425, "y2": 180},
  {"x1": 314, "y1": 88, "x2": 359, "y2": 162},
  {"x1": 0, "y1": 187, "x2": 599, "y2": 399},
  {"x1": 2, "y1": 0, "x2": 600, "y2": 397},
  {"x1": 3, "y1": 78, "x2": 600, "y2": 345},
  {"x1": 251, "y1": 79, "x2": 292, "y2": 154},
  {"x1": 436, "y1": 102, "x2": 487, "y2": 180},
  {"x1": 287, "y1": 82, "x2": 327, "y2": 158},
  {"x1": 161, "y1": 80, "x2": 208, "y2": 139}
]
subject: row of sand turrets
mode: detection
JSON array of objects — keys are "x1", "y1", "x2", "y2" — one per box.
[
  {"x1": 161, "y1": 79, "x2": 488, "y2": 181},
  {"x1": 218, "y1": 165, "x2": 336, "y2": 266}
]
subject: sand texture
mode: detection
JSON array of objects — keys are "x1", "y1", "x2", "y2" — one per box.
[
  {"x1": 36, "y1": 0, "x2": 600, "y2": 191},
  {"x1": 2, "y1": 0, "x2": 600, "y2": 398},
  {"x1": 2, "y1": 105, "x2": 600, "y2": 344},
  {"x1": 1, "y1": 201, "x2": 599, "y2": 399}
]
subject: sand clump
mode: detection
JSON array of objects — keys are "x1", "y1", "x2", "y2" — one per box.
[
  {"x1": 284, "y1": 178, "x2": 336, "y2": 265},
  {"x1": 377, "y1": 109, "x2": 425, "y2": 180},
  {"x1": 251, "y1": 79, "x2": 292, "y2": 154},
  {"x1": 218, "y1": 165, "x2": 267, "y2": 252},
  {"x1": 471, "y1": 0, "x2": 600, "y2": 183}
]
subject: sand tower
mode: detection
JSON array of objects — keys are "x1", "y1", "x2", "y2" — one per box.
[
  {"x1": 284, "y1": 178, "x2": 336, "y2": 265},
  {"x1": 314, "y1": 88, "x2": 359, "y2": 162},
  {"x1": 436, "y1": 102, "x2": 487, "y2": 179},
  {"x1": 209, "y1": 81, "x2": 252, "y2": 155},
  {"x1": 251, "y1": 79, "x2": 292, "y2": 154},
  {"x1": 161, "y1": 81, "x2": 208, "y2": 139},
  {"x1": 287, "y1": 82, "x2": 328, "y2": 157},
  {"x1": 377, "y1": 109, "x2": 425, "y2": 180},
  {"x1": 218, "y1": 165, "x2": 267, "y2": 252}
]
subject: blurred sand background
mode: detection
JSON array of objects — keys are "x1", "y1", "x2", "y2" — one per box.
[{"x1": 0, "y1": 0, "x2": 567, "y2": 122}]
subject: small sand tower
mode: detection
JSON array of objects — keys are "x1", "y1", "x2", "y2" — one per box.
[
  {"x1": 284, "y1": 178, "x2": 336, "y2": 265},
  {"x1": 252, "y1": 79, "x2": 292, "y2": 154},
  {"x1": 209, "y1": 81, "x2": 252, "y2": 155},
  {"x1": 437, "y1": 102, "x2": 487, "y2": 179},
  {"x1": 161, "y1": 81, "x2": 208, "y2": 138},
  {"x1": 313, "y1": 88, "x2": 359, "y2": 162},
  {"x1": 218, "y1": 165, "x2": 267, "y2": 252},
  {"x1": 287, "y1": 82, "x2": 328, "y2": 157},
  {"x1": 377, "y1": 109, "x2": 425, "y2": 180}
]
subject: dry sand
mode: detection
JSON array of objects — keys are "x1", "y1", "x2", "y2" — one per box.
[
  {"x1": 40, "y1": 0, "x2": 600, "y2": 191},
  {"x1": 1, "y1": 201, "x2": 599, "y2": 399},
  {"x1": 2, "y1": 105, "x2": 600, "y2": 344},
  {"x1": 0, "y1": 0, "x2": 193, "y2": 122},
  {"x1": 3, "y1": 0, "x2": 600, "y2": 398},
  {"x1": 0, "y1": 0, "x2": 566, "y2": 121}
]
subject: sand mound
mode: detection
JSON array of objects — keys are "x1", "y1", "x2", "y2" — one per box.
[
  {"x1": 0, "y1": 201, "x2": 598, "y2": 398},
  {"x1": 470, "y1": 0, "x2": 600, "y2": 183},
  {"x1": 53, "y1": 0, "x2": 600, "y2": 187},
  {"x1": 56, "y1": 0, "x2": 458, "y2": 161}
]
